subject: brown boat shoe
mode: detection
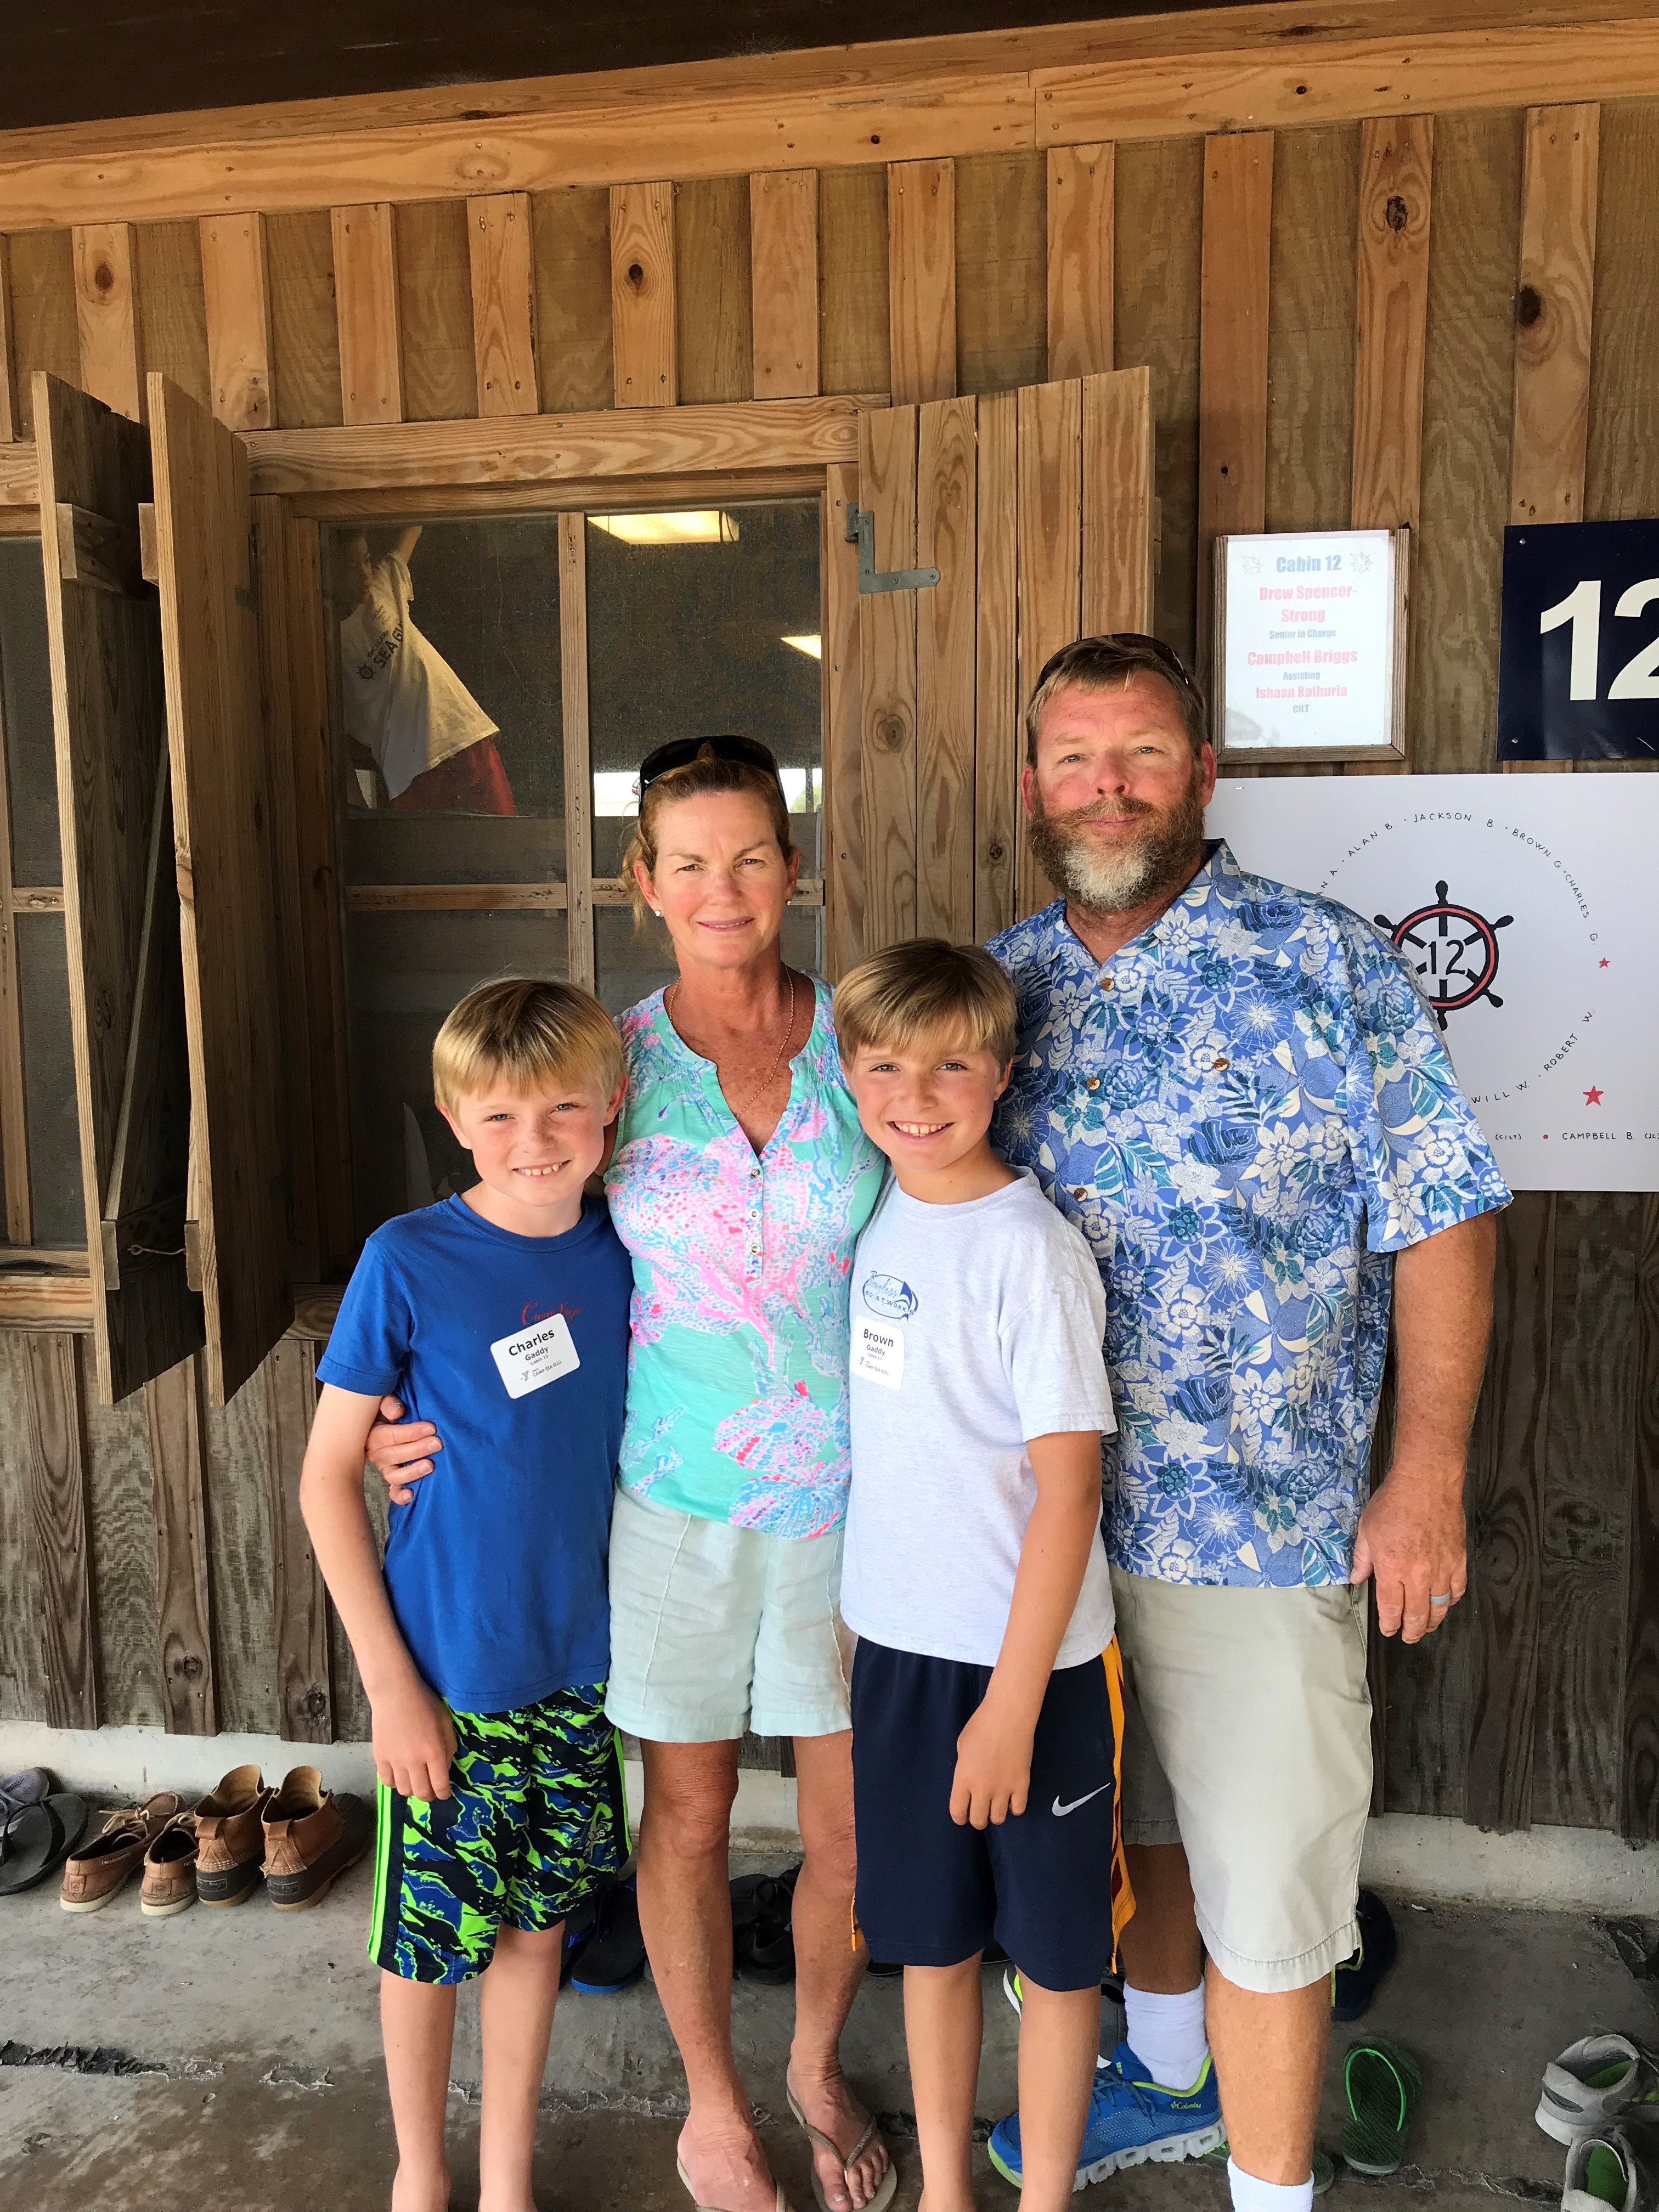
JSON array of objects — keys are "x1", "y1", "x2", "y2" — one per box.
[
  {"x1": 193, "y1": 1764, "x2": 274, "y2": 1906},
  {"x1": 262, "y1": 1767, "x2": 373, "y2": 1910},
  {"x1": 60, "y1": 1792, "x2": 185, "y2": 1914},
  {"x1": 140, "y1": 1811, "x2": 200, "y2": 1918}
]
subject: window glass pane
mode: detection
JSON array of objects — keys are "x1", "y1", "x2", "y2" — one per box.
[
  {"x1": 346, "y1": 909, "x2": 569, "y2": 1239},
  {"x1": 594, "y1": 904, "x2": 823, "y2": 1022},
  {"x1": 1, "y1": 538, "x2": 61, "y2": 888},
  {"x1": 584, "y1": 500, "x2": 822, "y2": 879},
  {"x1": 17, "y1": 914, "x2": 82, "y2": 1246},
  {"x1": 324, "y1": 518, "x2": 564, "y2": 886}
]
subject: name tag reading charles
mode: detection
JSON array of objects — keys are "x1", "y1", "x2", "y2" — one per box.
[
  {"x1": 853, "y1": 1316, "x2": 904, "y2": 1389},
  {"x1": 490, "y1": 1314, "x2": 580, "y2": 1399}
]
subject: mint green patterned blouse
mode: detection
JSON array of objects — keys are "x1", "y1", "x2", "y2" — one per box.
[{"x1": 603, "y1": 980, "x2": 885, "y2": 1539}]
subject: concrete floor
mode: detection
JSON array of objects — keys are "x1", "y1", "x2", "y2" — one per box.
[{"x1": 1, "y1": 1841, "x2": 1655, "y2": 2212}]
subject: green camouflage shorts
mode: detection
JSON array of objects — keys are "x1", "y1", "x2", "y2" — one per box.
[{"x1": 368, "y1": 1683, "x2": 628, "y2": 1984}]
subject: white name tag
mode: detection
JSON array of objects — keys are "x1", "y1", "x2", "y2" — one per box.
[
  {"x1": 853, "y1": 1315, "x2": 905, "y2": 1390},
  {"x1": 490, "y1": 1313, "x2": 580, "y2": 1400}
]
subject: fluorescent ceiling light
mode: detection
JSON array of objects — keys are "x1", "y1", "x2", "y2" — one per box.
[
  {"x1": 782, "y1": 634, "x2": 822, "y2": 659},
  {"x1": 589, "y1": 510, "x2": 740, "y2": 545}
]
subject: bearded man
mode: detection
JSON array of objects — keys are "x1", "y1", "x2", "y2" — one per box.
[{"x1": 982, "y1": 636, "x2": 1509, "y2": 2211}]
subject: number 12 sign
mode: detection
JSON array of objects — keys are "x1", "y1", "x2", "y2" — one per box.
[{"x1": 1498, "y1": 519, "x2": 1659, "y2": 760}]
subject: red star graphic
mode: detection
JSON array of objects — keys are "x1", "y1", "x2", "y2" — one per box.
[
  {"x1": 1584, "y1": 1086, "x2": 1604, "y2": 1105},
  {"x1": 1600, "y1": 957, "x2": 1610, "y2": 968}
]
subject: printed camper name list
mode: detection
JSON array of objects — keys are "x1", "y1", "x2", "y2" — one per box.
[{"x1": 1221, "y1": 532, "x2": 1397, "y2": 754}]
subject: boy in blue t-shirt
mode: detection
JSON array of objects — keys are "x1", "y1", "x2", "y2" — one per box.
[{"x1": 302, "y1": 976, "x2": 633, "y2": 2212}]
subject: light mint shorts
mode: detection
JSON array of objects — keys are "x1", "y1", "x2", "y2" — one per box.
[{"x1": 605, "y1": 1485, "x2": 853, "y2": 1743}]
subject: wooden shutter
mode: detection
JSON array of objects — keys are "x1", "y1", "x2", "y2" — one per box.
[
  {"x1": 34, "y1": 371, "x2": 201, "y2": 1404},
  {"x1": 845, "y1": 368, "x2": 1154, "y2": 961},
  {"x1": 148, "y1": 371, "x2": 292, "y2": 1405}
]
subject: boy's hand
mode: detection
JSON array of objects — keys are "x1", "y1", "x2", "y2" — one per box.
[
  {"x1": 366, "y1": 1395, "x2": 443, "y2": 1505},
  {"x1": 950, "y1": 1694, "x2": 1034, "y2": 1830},
  {"x1": 371, "y1": 1674, "x2": 458, "y2": 1802}
]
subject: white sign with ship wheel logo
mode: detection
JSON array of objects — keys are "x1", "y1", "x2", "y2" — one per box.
[{"x1": 1205, "y1": 774, "x2": 1659, "y2": 1193}]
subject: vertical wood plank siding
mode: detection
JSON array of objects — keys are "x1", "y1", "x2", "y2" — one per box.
[
  {"x1": 1196, "y1": 133, "x2": 1272, "y2": 680},
  {"x1": 200, "y1": 214, "x2": 274, "y2": 430},
  {"x1": 0, "y1": 97, "x2": 1653, "y2": 1832}
]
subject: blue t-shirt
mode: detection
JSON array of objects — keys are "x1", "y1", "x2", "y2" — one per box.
[{"x1": 317, "y1": 1193, "x2": 632, "y2": 1714}]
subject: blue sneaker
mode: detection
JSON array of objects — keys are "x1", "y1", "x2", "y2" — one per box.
[{"x1": 986, "y1": 2041, "x2": 1225, "y2": 2190}]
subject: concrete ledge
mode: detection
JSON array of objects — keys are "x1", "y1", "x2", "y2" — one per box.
[
  {"x1": 0, "y1": 1720, "x2": 798, "y2": 1847},
  {"x1": 7, "y1": 1720, "x2": 1655, "y2": 1911}
]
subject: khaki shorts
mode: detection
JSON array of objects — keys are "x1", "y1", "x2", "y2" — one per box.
[
  {"x1": 605, "y1": 1484, "x2": 853, "y2": 1743},
  {"x1": 1111, "y1": 1566, "x2": 1371, "y2": 1995}
]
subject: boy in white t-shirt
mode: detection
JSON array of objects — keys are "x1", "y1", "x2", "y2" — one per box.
[
  {"x1": 336, "y1": 525, "x2": 515, "y2": 815},
  {"x1": 834, "y1": 940, "x2": 1133, "y2": 2212}
]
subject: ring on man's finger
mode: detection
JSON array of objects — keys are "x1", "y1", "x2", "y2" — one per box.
[{"x1": 1430, "y1": 1591, "x2": 1453, "y2": 1606}]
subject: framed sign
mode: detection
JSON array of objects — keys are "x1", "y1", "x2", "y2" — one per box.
[
  {"x1": 1206, "y1": 772, "x2": 1659, "y2": 1193},
  {"x1": 1213, "y1": 527, "x2": 1409, "y2": 765},
  {"x1": 1498, "y1": 519, "x2": 1659, "y2": 760}
]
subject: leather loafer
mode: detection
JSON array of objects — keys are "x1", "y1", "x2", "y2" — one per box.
[
  {"x1": 140, "y1": 1811, "x2": 200, "y2": 1918},
  {"x1": 60, "y1": 1792, "x2": 184, "y2": 1914}
]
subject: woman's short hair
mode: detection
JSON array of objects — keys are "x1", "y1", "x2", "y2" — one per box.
[
  {"x1": 833, "y1": 940, "x2": 1018, "y2": 1070},
  {"x1": 433, "y1": 977, "x2": 623, "y2": 1113},
  {"x1": 619, "y1": 743, "x2": 798, "y2": 926},
  {"x1": 1024, "y1": 634, "x2": 1209, "y2": 764}
]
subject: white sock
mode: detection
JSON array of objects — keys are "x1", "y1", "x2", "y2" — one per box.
[
  {"x1": 1122, "y1": 1981, "x2": 1209, "y2": 2092},
  {"x1": 1228, "y1": 2160, "x2": 1314, "y2": 2212}
]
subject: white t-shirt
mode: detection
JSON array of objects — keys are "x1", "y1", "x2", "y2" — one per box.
[
  {"x1": 840, "y1": 1166, "x2": 1118, "y2": 1671},
  {"x1": 338, "y1": 554, "x2": 498, "y2": 800}
]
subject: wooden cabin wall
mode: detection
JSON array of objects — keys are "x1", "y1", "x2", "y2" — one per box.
[{"x1": 0, "y1": 95, "x2": 1655, "y2": 1838}]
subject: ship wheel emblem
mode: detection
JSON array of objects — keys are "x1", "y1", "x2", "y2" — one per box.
[{"x1": 1374, "y1": 880, "x2": 1513, "y2": 1030}]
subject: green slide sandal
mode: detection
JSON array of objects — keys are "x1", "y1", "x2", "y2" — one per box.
[{"x1": 1341, "y1": 2038, "x2": 1423, "y2": 2176}]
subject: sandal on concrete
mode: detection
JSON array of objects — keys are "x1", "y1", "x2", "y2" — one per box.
[
  {"x1": 0, "y1": 1793, "x2": 88, "y2": 1895},
  {"x1": 1341, "y1": 2038, "x2": 1423, "y2": 2176},
  {"x1": 675, "y1": 2158, "x2": 792, "y2": 2211},
  {"x1": 785, "y1": 2090, "x2": 898, "y2": 2212}
]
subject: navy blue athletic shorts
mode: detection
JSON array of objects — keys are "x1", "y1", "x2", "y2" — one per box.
[{"x1": 850, "y1": 1637, "x2": 1130, "y2": 1993}]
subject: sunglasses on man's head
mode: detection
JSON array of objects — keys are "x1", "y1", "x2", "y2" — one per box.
[{"x1": 637, "y1": 733, "x2": 782, "y2": 791}]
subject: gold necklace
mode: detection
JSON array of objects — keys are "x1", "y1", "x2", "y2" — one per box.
[{"x1": 668, "y1": 969, "x2": 799, "y2": 1120}]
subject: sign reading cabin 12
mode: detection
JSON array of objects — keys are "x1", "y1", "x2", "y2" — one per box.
[
  {"x1": 1214, "y1": 528, "x2": 1409, "y2": 766},
  {"x1": 1498, "y1": 519, "x2": 1659, "y2": 761}
]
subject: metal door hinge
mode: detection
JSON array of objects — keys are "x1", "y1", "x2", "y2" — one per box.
[{"x1": 845, "y1": 503, "x2": 940, "y2": 595}]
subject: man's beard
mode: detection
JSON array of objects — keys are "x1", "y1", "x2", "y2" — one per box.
[{"x1": 1028, "y1": 764, "x2": 1207, "y2": 916}]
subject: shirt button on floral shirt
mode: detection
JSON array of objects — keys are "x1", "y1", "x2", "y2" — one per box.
[
  {"x1": 605, "y1": 980, "x2": 885, "y2": 1541},
  {"x1": 988, "y1": 841, "x2": 1511, "y2": 1590}
]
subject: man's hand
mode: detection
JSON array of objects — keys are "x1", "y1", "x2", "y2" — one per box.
[
  {"x1": 371, "y1": 1673, "x2": 457, "y2": 1802},
  {"x1": 1350, "y1": 1455, "x2": 1468, "y2": 1643},
  {"x1": 366, "y1": 1395, "x2": 443, "y2": 1506},
  {"x1": 1354, "y1": 1211, "x2": 1496, "y2": 1643},
  {"x1": 950, "y1": 1693, "x2": 1035, "y2": 1830}
]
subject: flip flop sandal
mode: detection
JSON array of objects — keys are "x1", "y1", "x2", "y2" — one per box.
[
  {"x1": 675, "y1": 2158, "x2": 793, "y2": 2211},
  {"x1": 0, "y1": 1767, "x2": 53, "y2": 1821},
  {"x1": 0, "y1": 1793, "x2": 89, "y2": 1896},
  {"x1": 569, "y1": 1878, "x2": 647, "y2": 1994},
  {"x1": 785, "y1": 2091, "x2": 899, "y2": 2212},
  {"x1": 1342, "y1": 2038, "x2": 1424, "y2": 2176}
]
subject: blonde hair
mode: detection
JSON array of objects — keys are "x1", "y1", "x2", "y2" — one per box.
[
  {"x1": 833, "y1": 940, "x2": 1018, "y2": 1070},
  {"x1": 619, "y1": 745, "x2": 797, "y2": 926},
  {"x1": 432, "y1": 977, "x2": 623, "y2": 1113}
]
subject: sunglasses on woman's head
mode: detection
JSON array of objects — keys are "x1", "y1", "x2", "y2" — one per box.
[{"x1": 637, "y1": 734, "x2": 782, "y2": 791}]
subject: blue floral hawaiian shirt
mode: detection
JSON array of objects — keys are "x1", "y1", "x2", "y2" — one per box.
[{"x1": 988, "y1": 841, "x2": 1510, "y2": 1590}]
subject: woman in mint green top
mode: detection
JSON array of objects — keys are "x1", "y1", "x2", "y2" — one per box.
[{"x1": 606, "y1": 975, "x2": 883, "y2": 1539}]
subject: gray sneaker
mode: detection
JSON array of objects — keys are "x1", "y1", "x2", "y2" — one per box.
[
  {"x1": 1539, "y1": 2037, "x2": 1659, "y2": 2147},
  {"x1": 1562, "y1": 2130, "x2": 1647, "y2": 2212}
]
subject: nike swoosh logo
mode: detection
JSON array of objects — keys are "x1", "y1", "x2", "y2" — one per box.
[{"x1": 1052, "y1": 1784, "x2": 1110, "y2": 1818}]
